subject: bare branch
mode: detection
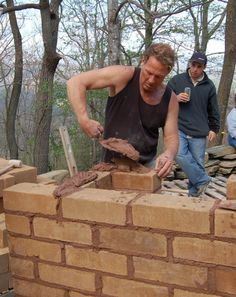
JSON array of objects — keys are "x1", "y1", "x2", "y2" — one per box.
[{"x1": 0, "y1": 3, "x2": 41, "y2": 15}]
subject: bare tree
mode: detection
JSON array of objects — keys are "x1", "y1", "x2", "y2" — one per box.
[
  {"x1": 33, "y1": 0, "x2": 62, "y2": 173},
  {"x1": 1, "y1": 0, "x2": 62, "y2": 173},
  {"x1": 217, "y1": 0, "x2": 236, "y2": 144},
  {"x1": 185, "y1": 0, "x2": 226, "y2": 52},
  {"x1": 108, "y1": 0, "x2": 121, "y2": 65},
  {"x1": 5, "y1": 0, "x2": 23, "y2": 159}
]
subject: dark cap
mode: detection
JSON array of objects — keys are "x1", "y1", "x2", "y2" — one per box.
[{"x1": 189, "y1": 52, "x2": 207, "y2": 65}]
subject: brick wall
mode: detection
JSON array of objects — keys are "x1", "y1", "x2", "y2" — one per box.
[
  {"x1": 3, "y1": 171, "x2": 236, "y2": 297},
  {"x1": 0, "y1": 159, "x2": 37, "y2": 295}
]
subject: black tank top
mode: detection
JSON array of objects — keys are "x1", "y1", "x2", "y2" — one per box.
[{"x1": 102, "y1": 67, "x2": 171, "y2": 164}]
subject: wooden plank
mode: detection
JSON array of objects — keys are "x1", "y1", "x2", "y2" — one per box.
[
  {"x1": 59, "y1": 126, "x2": 78, "y2": 177},
  {"x1": 215, "y1": 175, "x2": 228, "y2": 182},
  {"x1": 161, "y1": 188, "x2": 188, "y2": 194},
  {"x1": 174, "y1": 180, "x2": 188, "y2": 189},
  {"x1": 208, "y1": 183, "x2": 226, "y2": 195},
  {"x1": 205, "y1": 188, "x2": 225, "y2": 200}
]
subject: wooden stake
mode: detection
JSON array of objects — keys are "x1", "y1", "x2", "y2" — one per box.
[{"x1": 59, "y1": 126, "x2": 78, "y2": 177}]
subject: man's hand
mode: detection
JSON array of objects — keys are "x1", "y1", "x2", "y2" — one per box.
[
  {"x1": 155, "y1": 153, "x2": 173, "y2": 178},
  {"x1": 177, "y1": 92, "x2": 190, "y2": 103},
  {"x1": 80, "y1": 118, "x2": 104, "y2": 138},
  {"x1": 208, "y1": 130, "x2": 217, "y2": 142}
]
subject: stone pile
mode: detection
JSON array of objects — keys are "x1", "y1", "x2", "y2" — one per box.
[{"x1": 174, "y1": 145, "x2": 236, "y2": 179}]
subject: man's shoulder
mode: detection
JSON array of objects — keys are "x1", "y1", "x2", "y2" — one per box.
[
  {"x1": 169, "y1": 71, "x2": 187, "y2": 82},
  {"x1": 203, "y1": 72, "x2": 216, "y2": 86}
]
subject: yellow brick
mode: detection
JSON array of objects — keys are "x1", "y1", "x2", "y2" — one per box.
[
  {"x1": 7, "y1": 165, "x2": 37, "y2": 184},
  {"x1": 0, "y1": 247, "x2": 9, "y2": 273},
  {"x1": 99, "y1": 227, "x2": 167, "y2": 257},
  {"x1": 0, "y1": 215, "x2": 7, "y2": 248},
  {"x1": 94, "y1": 171, "x2": 112, "y2": 189},
  {"x1": 5, "y1": 213, "x2": 30, "y2": 235},
  {"x1": 70, "y1": 292, "x2": 94, "y2": 297},
  {"x1": 174, "y1": 289, "x2": 222, "y2": 297},
  {"x1": 215, "y1": 208, "x2": 236, "y2": 238},
  {"x1": 62, "y1": 188, "x2": 137, "y2": 225},
  {"x1": 173, "y1": 237, "x2": 236, "y2": 267},
  {"x1": 13, "y1": 279, "x2": 65, "y2": 297},
  {"x1": 3, "y1": 183, "x2": 57, "y2": 215},
  {"x1": 66, "y1": 245, "x2": 127, "y2": 275},
  {"x1": 10, "y1": 256, "x2": 34, "y2": 279},
  {"x1": 102, "y1": 276, "x2": 168, "y2": 297},
  {"x1": 132, "y1": 194, "x2": 214, "y2": 233},
  {"x1": 215, "y1": 269, "x2": 236, "y2": 295},
  {"x1": 133, "y1": 256, "x2": 207, "y2": 288},
  {"x1": 0, "y1": 272, "x2": 11, "y2": 292},
  {"x1": 39, "y1": 263, "x2": 95, "y2": 292},
  {"x1": 226, "y1": 174, "x2": 236, "y2": 199},
  {"x1": 33, "y1": 217, "x2": 92, "y2": 245},
  {"x1": 8, "y1": 235, "x2": 61, "y2": 262},
  {"x1": 112, "y1": 170, "x2": 161, "y2": 192},
  {"x1": 0, "y1": 174, "x2": 15, "y2": 198},
  {"x1": 0, "y1": 197, "x2": 3, "y2": 213}
]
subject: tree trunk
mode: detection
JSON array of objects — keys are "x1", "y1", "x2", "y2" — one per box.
[
  {"x1": 144, "y1": 0, "x2": 153, "y2": 50},
  {"x1": 108, "y1": 0, "x2": 121, "y2": 65},
  {"x1": 33, "y1": 0, "x2": 62, "y2": 173},
  {"x1": 5, "y1": 0, "x2": 23, "y2": 159},
  {"x1": 216, "y1": 0, "x2": 236, "y2": 144}
]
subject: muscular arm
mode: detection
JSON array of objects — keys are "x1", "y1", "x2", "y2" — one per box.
[
  {"x1": 155, "y1": 91, "x2": 179, "y2": 178},
  {"x1": 67, "y1": 65, "x2": 134, "y2": 137}
]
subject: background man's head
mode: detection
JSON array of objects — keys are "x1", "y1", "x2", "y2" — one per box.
[
  {"x1": 188, "y1": 52, "x2": 207, "y2": 80},
  {"x1": 189, "y1": 52, "x2": 207, "y2": 66},
  {"x1": 143, "y1": 43, "x2": 176, "y2": 71}
]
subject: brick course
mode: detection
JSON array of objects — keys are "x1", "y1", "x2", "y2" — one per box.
[{"x1": 3, "y1": 177, "x2": 236, "y2": 297}]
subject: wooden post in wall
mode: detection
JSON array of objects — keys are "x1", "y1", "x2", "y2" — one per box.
[{"x1": 59, "y1": 126, "x2": 78, "y2": 177}]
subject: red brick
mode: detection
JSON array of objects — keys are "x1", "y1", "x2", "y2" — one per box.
[
  {"x1": 5, "y1": 213, "x2": 30, "y2": 235},
  {"x1": 133, "y1": 256, "x2": 207, "y2": 288},
  {"x1": 132, "y1": 194, "x2": 214, "y2": 233},
  {"x1": 13, "y1": 279, "x2": 65, "y2": 297},
  {"x1": 99, "y1": 227, "x2": 167, "y2": 257},
  {"x1": 33, "y1": 217, "x2": 92, "y2": 245},
  {"x1": 66, "y1": 245, "x2": 127, "y2": 275},
  {"x1": 38, "y1": 263, "x2": 95, "y2": 292},
  {"x1": 62, "y1": 188, "x2": 137, "y2": 225},
  {"x1": 10, "y1": 256, "x2": 34, "y2": 279},
  {"x1": 3, "y1": 183, "x2": 57, "y2": 215},
  {"x1": 8, "y1": 235, "x2": 61, "y2": 262},
  {"x1": 173, "y1": 237, "x2": 236, "y2": 267},
  {"x1": 102, "y1": 276, "x2": 168, "y2": 297},
  {"x1": 112, "y1": 170, "x2": 161, "y2": 192}
]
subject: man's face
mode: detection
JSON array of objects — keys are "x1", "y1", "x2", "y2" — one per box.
[
  {"x1": 140, "y1": 56, "x2": 170, "y2": 92},
  {"x1": 189, "y1": 61, "x2": 205, "y2": 80}
]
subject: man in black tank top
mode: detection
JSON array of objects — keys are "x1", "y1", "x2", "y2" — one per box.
[{"x1": 67, "y1": 43, "x2": 179, "y2": 178}]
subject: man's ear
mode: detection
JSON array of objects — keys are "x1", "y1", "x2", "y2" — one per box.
[{"x1": 141, "y1": 57, "x2": 147, "y2": 66}]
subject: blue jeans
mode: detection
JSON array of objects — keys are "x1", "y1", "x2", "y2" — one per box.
[
  {"x1": 176, "y1": 130, "x2": 210, "y2": 196},
  {"x1": 228, "y1": 134, "x2": 236, "y2": 148}
]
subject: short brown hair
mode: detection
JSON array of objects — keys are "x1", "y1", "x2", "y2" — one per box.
[{"x1": 143, "y1": 43, "x2": 176, "y2": 70}]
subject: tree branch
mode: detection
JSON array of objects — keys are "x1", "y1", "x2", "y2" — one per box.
[{"x1": 0, "y1": 3, "x2": 41, "y2": 15}]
